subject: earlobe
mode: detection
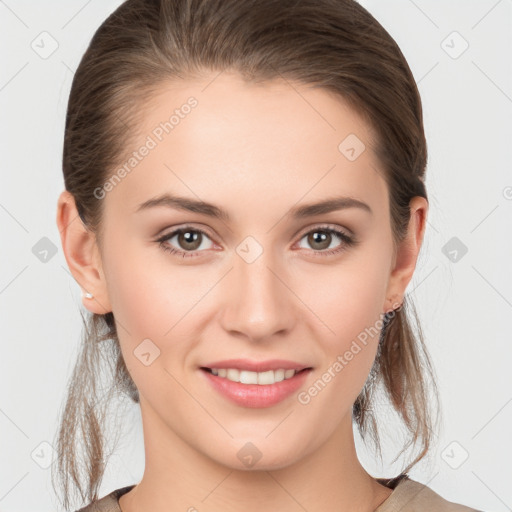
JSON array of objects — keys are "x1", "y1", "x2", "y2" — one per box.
[
  {"x1": 56, "y1": 190, "x2": 112, "y2": 315},
  {"x1": 383, "y1": 196, "x2": 428, "y2": 314}
]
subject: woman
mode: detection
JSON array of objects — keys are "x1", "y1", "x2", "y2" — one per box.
[{"x1": 54, "y1": 0, "x2": 483, "y2": 510}]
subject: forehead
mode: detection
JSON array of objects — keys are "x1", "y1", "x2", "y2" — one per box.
[{"x1": 103, "y1": 71, "x2": 388, "y2": 222}]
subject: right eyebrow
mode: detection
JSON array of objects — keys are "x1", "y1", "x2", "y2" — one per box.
[
  {"x1": 135, "y1": 192, "x2": 373, "y2": 221},
  {"x1": 135, "y1": 193, "x2": 231, "y2": 222}
]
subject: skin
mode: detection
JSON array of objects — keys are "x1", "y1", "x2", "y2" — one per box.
[{"x1": 56, "y1": 71, "x2": 427, "y2": 512}]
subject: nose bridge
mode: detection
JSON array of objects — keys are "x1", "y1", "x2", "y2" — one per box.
[{"x1": 220, "y1": 239, "x2": 294, "y2": 339}]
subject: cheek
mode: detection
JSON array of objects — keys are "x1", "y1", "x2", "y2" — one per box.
[
  {"x1": 101, "y1": 251, "x2": 196, "y2": 393},
  {"x1": 295, "y1": 244, "x2": 391, "y2": 398},
  {"x1": 103, "y1": 240, "x2": 200, "y2": 335},
  {"x1": 298, "y1": 268, "x2": 387, "y2": 422},
  {"x1": 299, "y1": 251, "x2": 391, "y2": 343},
  {"x1": 101, "y1": 242, "x2": 218, "y2": 381}
]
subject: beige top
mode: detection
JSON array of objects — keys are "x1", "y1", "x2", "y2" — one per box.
[{"x1": 76, "y1": 475, "x2": 483, "y2": 512}]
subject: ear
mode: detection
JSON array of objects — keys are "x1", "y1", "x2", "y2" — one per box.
[
  {"x1": 56, "y1": 190, "x2": 112, "y2": 314},
  {"x1": 383, "y1": 196, "x2": 428, "y2": 313}
]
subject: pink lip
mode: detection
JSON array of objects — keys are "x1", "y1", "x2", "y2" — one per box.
[
  {"x1": 200, "y1": 367, "x2": 312, "y2": 408},
  {"x1": 201, "y1": 358, "x2": 312, "y2": 372}
]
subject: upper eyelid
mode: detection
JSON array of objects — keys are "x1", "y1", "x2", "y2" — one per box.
[
  {"x1": 158, "y1": 223, "x2": 352, "y2": 247},
  {"x1": 295, "y1": 223, "x2": 352, "y2": 238},
  {"x1": 158, "y1": 225, "x2": 215, "y2": 243}
]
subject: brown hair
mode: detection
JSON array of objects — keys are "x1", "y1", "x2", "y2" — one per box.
[{"x1": 53, "y1": 0, "x2": 440, "y2": 508}]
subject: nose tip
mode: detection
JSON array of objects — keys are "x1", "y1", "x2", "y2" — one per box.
[{"x1": 218, "y1": 254, "x2": 295, "y2": 341}]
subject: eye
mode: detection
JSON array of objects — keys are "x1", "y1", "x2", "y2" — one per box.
[
  {"x1": 156, "y1": 226, "x2": 215, "y2": 258},
  {"x1": 156, "y1": 224, "x2": 358, "y2": 259},
  {"x1": 295, "y1": 225, "x2": 357, "y2": 257}
]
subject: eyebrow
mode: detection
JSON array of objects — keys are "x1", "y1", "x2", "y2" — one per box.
[{"x1": 135, "y1": 193, "x2": 372, "y2": 221}]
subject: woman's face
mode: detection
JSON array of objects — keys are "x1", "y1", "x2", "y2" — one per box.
[{"x1": 86, "y1": 72, "x2": 424, "y2": 469}]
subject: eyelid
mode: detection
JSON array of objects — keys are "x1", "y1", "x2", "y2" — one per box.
[
  {"x1": 156, "y1": 222, "x2": 215, "y2": 239},
  {"x1": 294, "y1": 222, "x2": 354, "y2": 240},
  {"x1": 156, "y1": 222, "x2": 357, "y2": 258},
  {"x1": 156, "y1": 222, "x2": 351, "y2": 244},
  {"x1": 156, "y1": 224, "x2": 217, "y2": 248},
  {"x1": 292, "y1": 223, "x2": 357, "y2": 255}
]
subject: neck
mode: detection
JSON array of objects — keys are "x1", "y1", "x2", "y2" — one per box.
[{"x1": 119, "y1": 397, "x2": 392, "y2": 512}]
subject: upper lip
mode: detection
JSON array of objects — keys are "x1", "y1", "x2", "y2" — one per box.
[{"x1": 201, "y1": 359, "x2": 312, "y2": 372}]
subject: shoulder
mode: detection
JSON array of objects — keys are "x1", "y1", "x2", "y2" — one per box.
[
  {"x1": 73, "y1": 478, "x2": 485, "y2": 512},
  {"x1": 376, "y1": 475, "x2": 484, "y2": 512},
  {"x1": 75, "y1": 485, "x2": 135, "y2": 512}
]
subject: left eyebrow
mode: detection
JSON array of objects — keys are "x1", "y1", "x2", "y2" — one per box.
[
  {"x1": 134, "y1": 193, "x2": 372, "y2": 221},
  {"x1": 289, "y1": 196, "x2": 373, "y2": 218}
]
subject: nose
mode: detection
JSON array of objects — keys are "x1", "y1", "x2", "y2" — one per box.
[{"x1": 218, "y1": 246, "x2": 296, "y2": 342}]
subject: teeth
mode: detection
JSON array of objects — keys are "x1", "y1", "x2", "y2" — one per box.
[{"x1": 209, "y1": 368, "x2": 299, "y2": 385}]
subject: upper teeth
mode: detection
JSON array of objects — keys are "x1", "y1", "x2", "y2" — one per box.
[{"x1": 210, "y1": 368, "x2": 299, "y2": 385}]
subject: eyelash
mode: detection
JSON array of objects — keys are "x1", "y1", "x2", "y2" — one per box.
[{"x1": 156, "y1": 224, "x2": 358, "y2": 259}]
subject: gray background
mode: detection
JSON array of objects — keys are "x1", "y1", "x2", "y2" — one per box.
[{"x1": 0, "y1": 0, "x2": 511, "y2": 510}]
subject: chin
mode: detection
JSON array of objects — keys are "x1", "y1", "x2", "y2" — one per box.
[{"x1": 210, "y1": 441, "x2": 302, "y2": 472}]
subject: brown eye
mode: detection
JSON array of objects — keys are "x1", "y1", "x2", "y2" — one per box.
[
  {"x1": 176, "y1": 230, "x2": 203, "y2": 251},
  {"x1": 306, "y1": 231, "x2": 333, "y2": 250},
  {"x1": 157, "y1": 227, "x2": 215, "y2": 258},
  {"x1": 296, "y1": 226, "x2": 356, "y2": 257}
]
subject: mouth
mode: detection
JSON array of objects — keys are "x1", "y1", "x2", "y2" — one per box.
[
  {"x1": 200, "y1": 366, "x2": 312, "y2": 385},
  {"x1": 199, "y1": 366, "x2": 313, "y2": 408}
]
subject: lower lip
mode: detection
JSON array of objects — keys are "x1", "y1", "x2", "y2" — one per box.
[{"x1": 200, "y1": 368, "x2": 312, "y2": 408}]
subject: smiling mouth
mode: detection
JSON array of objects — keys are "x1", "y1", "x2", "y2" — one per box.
[{"x1": 200, "y1": 367, "x2": 312, "y2": 385}]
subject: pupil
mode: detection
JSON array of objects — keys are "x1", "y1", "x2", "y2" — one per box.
[
  {"x1": 310, "y1": 231, "x2": 330, "y2": 250},
  {"x1": 180, "y1": 231, "x2": 201, "y2": 250}
]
